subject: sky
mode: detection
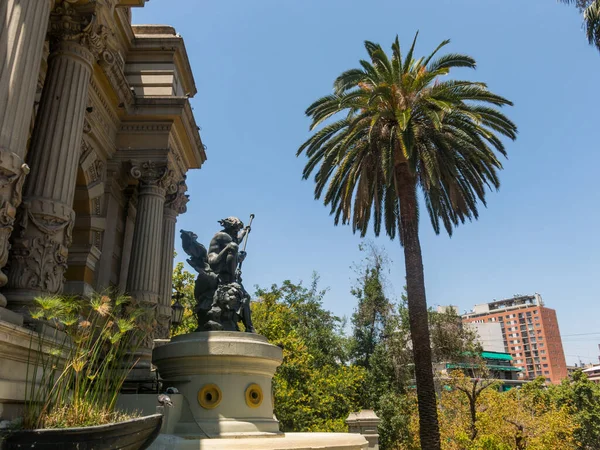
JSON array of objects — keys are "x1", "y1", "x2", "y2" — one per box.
[{"x1": 134, "y1": 0, "x2": 600, "y2": 366}]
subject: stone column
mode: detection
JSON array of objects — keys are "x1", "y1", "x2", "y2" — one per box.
[
  {"x1": 0, "y1": 0, "x2": 54, "y2": 311},
  {"x1": 126, "y1": 161, "x2": 172, "y2": 378},
  {"x1": 156, "y1": 178, "x2": 189, "y2": 339},
  {"x1": 3, "y1": 2, "x2": 109, "y2": 313}
]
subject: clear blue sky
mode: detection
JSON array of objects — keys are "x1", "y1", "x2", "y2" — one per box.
[{"x1": 134, "y1": 0, "x2": 600, "y2": 366}]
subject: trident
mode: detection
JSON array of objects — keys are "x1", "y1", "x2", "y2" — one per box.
[{"x1": 237, "y1": 213, "x2": 254, "y2": 279}]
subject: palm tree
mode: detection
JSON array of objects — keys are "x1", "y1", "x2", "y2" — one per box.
[
  {"x1": 297, "y1": 34, "x2": 516, "y2": 449},
  {"x1": 561, "y1": 0, "x2": 600, "y2": 50}
]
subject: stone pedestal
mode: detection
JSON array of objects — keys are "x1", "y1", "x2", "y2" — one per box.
[
  {"x1": 152, "y1": 331, "x2": 283, "y2": 438},
  {"x1": 116, "y1": 331, "x2": 369, "y2": 450},
  {"x1": 346, "y1": 410, "x2": 380, "y2": 450}
]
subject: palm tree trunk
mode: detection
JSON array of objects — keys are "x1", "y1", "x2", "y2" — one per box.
[{"x1": 395, "y1": 163, "x2": 441, "y2": 450}]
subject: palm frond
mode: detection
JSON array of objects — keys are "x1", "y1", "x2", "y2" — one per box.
[{"x1": 297, "y1": 34, "x2": 516, "y2": 239}]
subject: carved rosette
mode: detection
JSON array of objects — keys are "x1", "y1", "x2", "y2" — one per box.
[{"x1": 6, "y1": 199, "x2": 75, "y2": 295}]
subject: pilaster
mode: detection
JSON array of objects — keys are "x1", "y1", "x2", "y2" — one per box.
[
  {"x1": 156, "y1": 178, "x2": 188, "y2": 339},
  {"x1": 3, "y1": 1, "x2": 110, "y2": 313},
  {"x1": 126, "y1": 161, "x2": 174, "y2": 377},
  {"x1": 0, "y1": 0, "x2": 53, "y2": 311}
]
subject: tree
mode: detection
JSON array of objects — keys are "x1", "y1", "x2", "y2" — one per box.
[
  {"x1": 550, "y1": 370, "x2": 600, "y2": 449},
  {"x1": 358, "y1": 288, "x2": 483, "y2": 450},
  {"x1": 350, "y1": 242, "x2": 393, "y2": 369},
  {"x1": 476, "y1": 384, "x2": 578, "y2": 450},
  {"x1": 297, "y1": 34, "x2": 517, "y2": 449},
  {"x1": 170, "y1": 261, "x2": 197, "y2": 336},
  {"x1": 446, "y1": 371, "x2": 498, "y2": 443},
  {"x1": 560, "y1": 0, "x2": 600, "y2": 50},
  {"x1": 251, "y1": 277, "x2": 364, "y2": 432}
]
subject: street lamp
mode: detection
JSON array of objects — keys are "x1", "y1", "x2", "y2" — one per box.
[{"x1": 171, "y1": 288, "x2": 185, "y2": 328}]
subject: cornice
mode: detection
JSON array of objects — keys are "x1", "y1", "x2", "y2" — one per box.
[{"x1": 129, "y1": 26, "x2": 197, "y2": 98}]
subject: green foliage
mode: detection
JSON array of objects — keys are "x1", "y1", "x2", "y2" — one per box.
[
  {"x1": 24, "y1": 293, "x2": 150, "y2": 429},
  {"x1": 560, "y1": 0, "x2": 600, "y2": 49},
  {"x1": 252, "y1": 276, "x2": 364, "y2": 432},
  {"x1": 171, "y1": 261, "x2": 197, "y2": 336},
  {"x1": 350, "y1": 243, "x2": 393, "y2": 370},
  {"x1": 377, "y1": 391, "x2": 417, "y2": 450},
  {"x1": 356, "y1": 289, "x2": 483, "y2": 449},
  {"x1": 549, "y1": 370, "x2": 600, "y2": 449}
]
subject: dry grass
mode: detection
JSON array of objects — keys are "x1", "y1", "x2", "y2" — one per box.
[{"x1": 42, "y1": 402, "x2": 140, "y2": 429}]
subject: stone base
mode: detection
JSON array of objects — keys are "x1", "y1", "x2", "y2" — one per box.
[
  {"x1": 0, "y1": 318, "x2": 66, "y2": 421},
  {"x1": 0, "y1": 307, "x2": 24, "y2": 327},
  {"x1": 148, "y1": 433, "x2": 368, "y2": 450},
  {"x1": 152, "y1": 331, "x2": 283, "y2": 438}
]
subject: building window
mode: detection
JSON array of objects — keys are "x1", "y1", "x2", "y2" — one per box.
[
  {"x1": 543, "y1": 364, "x2": 548, "y2": 368},
  {"x1": 544, "y1": 371, "x2": 550, "y2": 375},
  {"x1": 541, "y1": 350, "x2": 546, "y2": 354},
  {"x1": 542, "y1": 357, "x2": 547, "y2": 361}
]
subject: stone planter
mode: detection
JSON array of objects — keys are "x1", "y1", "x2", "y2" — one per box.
[{"x1": 0, "y1": 413, "x2": 162, "y2": 450}]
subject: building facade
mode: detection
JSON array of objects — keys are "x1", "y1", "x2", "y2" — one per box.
[
  {"x1": 0, "y1": 0, "x2": 203, "y2": 419},
  {"x1": 464, "y1": 322, "x2": 505, "y2": 353},
  {"x1": 437, "y1": 351, "x2": 525, "y2": 391},
  {"x1": 462, "y1": 294, "x2": 568, "y2": 384},
  {"x1": 582, "y1": 365, "x2": 600, "y2": 384}
]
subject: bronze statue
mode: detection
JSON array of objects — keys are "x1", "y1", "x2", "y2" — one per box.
[{"x1": 180, "y1": 215, "x2": 255, "y2": 332}]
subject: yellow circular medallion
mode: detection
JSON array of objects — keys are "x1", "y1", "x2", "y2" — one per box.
[
  {"x1": 245, "y1": 383, "x2": 263, "y2": 408},
  {"x1": 198, "y1": 383, "x2": 222, "y2": 409}
]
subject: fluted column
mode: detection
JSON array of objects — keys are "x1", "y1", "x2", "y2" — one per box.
[
  {"x1": 156, "y1": 178, "x2": 189, "y2": 339},
  {"x1": 126, "y1": 162, "x2": 172, "y2": 377},
  {"x1": 0, "y1": 0, "x2": 54, "y2": 307},
  {"x1": 3, "y1": 2, "x2": 109, "y2": 313}
]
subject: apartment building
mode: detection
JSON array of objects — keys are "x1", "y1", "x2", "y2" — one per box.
[{"x1": 462, "y1": 294, "x2": 567, "y2": 384}]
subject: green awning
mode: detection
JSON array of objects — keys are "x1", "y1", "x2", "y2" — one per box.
[
  {"x1": 482, "y1": 351, "x2": 513, "y2": 361},
  {"x1": 446, "y1": 363, "x2": 522, "y2": 372}
]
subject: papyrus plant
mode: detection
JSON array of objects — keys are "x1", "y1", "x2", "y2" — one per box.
[{"x1": 23, "y1": 293, "x2": 153, "y2": 429}]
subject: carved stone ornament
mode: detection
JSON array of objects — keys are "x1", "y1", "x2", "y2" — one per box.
[
  {"x1": 48, "y1": 1, "x2": 111, "y2": 58},
  {"x1": 0, "y1": 156, "x2": 30, "y2": 298},
  {"x1": 155, "y1": 314, "x2": 171, "y2": 340},
  {"x1": 165, "y1": 178, "x2": 189, "y2": 214},
  {"x1": 6, "y1": 200, "x2": 75, "y2": 293},
  {"x1": 130, "y1": 161, "x2": 177, "y2": 192}
]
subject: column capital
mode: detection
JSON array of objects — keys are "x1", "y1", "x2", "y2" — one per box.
[
  {"x1": 130, "y1": 160, "x2": 179, "y2": 197},
  {"x1": 49, "y1": 1, "x2": 111, "y2": 61},
  {"x1": 165, "y1": 177, "x2": 189, "y2": 216}
]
